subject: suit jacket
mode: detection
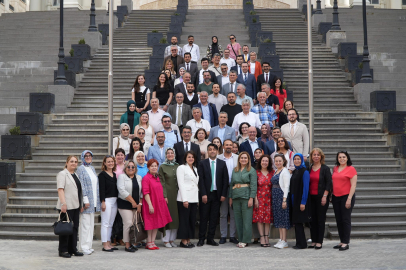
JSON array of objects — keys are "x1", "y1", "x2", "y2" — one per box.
[
  {"x1": 168, "y1": 103, "x2": 193, "y2": 126},
  {"x1": 176, "y1": 165, "x2": 199, "y2": 203},
  {"x1": 248, "y1": 61, "x2": 263, "y2": 80},
  {"x1": 230, "y1": 65, "x2": 242, "y2": 75},
  {"x1": 192, "y1": 69, "x2": 218, "y2": 89},
  {"x1": 56, "y1": 169, "x2": 82, "y2": 210},
  {"x1": 173, "y1": 141, "x2": 202, "y2": 166},
  {"x1": 239, "y1": 139, "x2": 267, "y2": 166},
  {"x1": 237, "y1": 73, "x2": 257, "y2": 99},
  {"x1": 220, "y1": 82, "x2": 240, "y2": 97},
  {"x1": 208, "y1": 125, "x2": 236, "y2": 142},
  {"x1": 179, "y1": 62, "x2": 198, "y2": 79},
  {"x1": 257, "y1": 72, "x2": 276, "y2": 92},
  {"x1": 265, "y1": 139, "x2": 292, "y2": 155},
  {"x1": 242, "y1": 54, "x2": 250, "y2": 62},
  {"x1": 164, "y1": 55, "x2": 185, "y2": 74},
  {"x1": 281, "y1": 121, "x2": 310, "y2": 157},
  {"x1": 174, "y1": 82, "x2": 188, "y2": 97},
  {"x1": 216, "y1": 74, "x2": 229, "y2": 91},
  {"x1": 198, "y1": 158, "x2": 229, "y2": 200},
  {"x1": 147, "y1": 143, "x2": 169, "y2": 166},
  {"x1": 193, "y1": 103, "x2": 219, "y2": 127}
]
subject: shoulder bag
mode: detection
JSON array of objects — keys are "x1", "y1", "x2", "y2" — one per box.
[{"x1": 129, "y1": 212, "x2": 147, "y2": 244}]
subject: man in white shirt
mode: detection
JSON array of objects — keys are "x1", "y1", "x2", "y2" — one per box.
[
  {"x1": 232, "y1": 99, "x2": 262, "y2": 135},
  {"x1": 164, "y1": 36, "x2": 183, "y2": 58},
  {"x1": 220, "y1": 49, "x2": 236, "y2": 72},
  {"x1": 208, "y1": 53, "x2": 222, "y2": 77},
  {"x1": 182, "y1": 35, "x2": 200, "y2": 63},
  {"x1": 147, "y1": 98, "x2": 165, "y2": 133},
  {"x1": 217, "y1": 64, "x2": 229, "y2": 89},
  {"x1": 193, "y1": 58, "x2": 218, "y2": 89},
  {"x1": 208, "y1": 84, "x2": 227, "y2": 115},
  {"x1": 235, "y1": 84, "x2": 254, "y2": 108},
  {"x1": 186, "y1": 107, "x2": 211, "y2": 137}
]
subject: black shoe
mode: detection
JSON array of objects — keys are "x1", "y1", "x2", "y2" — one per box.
[
  {"x1": 292, "y1": 246, "x2": 306, "y2": 249},
  {"x1": 333, "y1": 244, "x2": 342, "y2": 249},
  {"x1": 102, "y1": 248, "x2": 113, "y2": 252},
  {"x1": 197, "y1": 239, "x2": 205, "y2": 247},
  {"x1": 315, "y1": 245, "x2": 323, "y2": 250},
  {"x1": 339, "y1": 245, "x2": 349, "y2": 251},
  {"x1": 308, "y1": 245, "x2": 315, "y2": 249},
  {"x1": 188, "y1": 242, "x2": 195, "y2": 248},
  {"x1": 72, "y1": 252, "x2": 84, "y2": 256},
  {"x1": 141, "y1": 242, "x2": 147, "y2": 247},
  {"x1": 219, "y1": 237, "x2": 227, "y2": 244},
  {"x1": 207, "y1": 239, "x2": 219, "y2": 246},
  {"x1": 110, "y1": 247, "x2": 118, "y2": 251},
  {"x1": 180, "y1": 242, "x2": 192, "y2": 248},
  {"x1": 252, "y1": 238, "x2": 259, "y2": 244},
  {"x1": 133, "y1": 242, "x2": 142, "y2": 248},
  {"x1": 125, "y1": 247, "x2": 137, "y2": 253},
  {"x1": 59, "y1": 252, "x2": 71, "y2": 258},
  {"x1": 229, "y1": 237, "x2": 239, "y2": 244}
]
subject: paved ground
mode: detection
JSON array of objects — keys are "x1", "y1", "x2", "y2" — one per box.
[{"x1": 0, "y1": 239, "x2": 405, "y2": 270}]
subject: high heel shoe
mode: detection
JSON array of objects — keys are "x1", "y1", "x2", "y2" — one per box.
[
  {"x1": 260, "y1": 236, "x2": 267, "y2": 247},
  {"x1": 315, "y1": 245, "x2": 323, "y2": 250}
]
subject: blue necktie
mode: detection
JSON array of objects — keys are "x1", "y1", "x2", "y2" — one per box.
[
  {"x1": 244, "y1": 74, "x2": 247, "y2": 83},
  {"x1": 239, "y1": 66, "x2": 242, "y2": 74}
]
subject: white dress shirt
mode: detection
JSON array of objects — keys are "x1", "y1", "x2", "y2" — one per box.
[
  {"x1": 249, "y1": 139, "x2": 259, "y2": 154},
  {"x1": 209, "y1": 158, "x2": 217, "y2": 191},
  {"x1": 290, "y1": 121, "x2": 298, "y2": 134},
  {"x1": 263, "y1": 72, "x2": 271, "y2": 84},
  {"x1": 250, "y1": 62, "x2": 256, "y2": 75},
  {"x1": 220, "y1": 154, "x2": 236, "y2": 183},
  {"x1": 183, "y1": 43, "x2": 200, "y2": 62},
  {"x1": 186, "y1": 118, "x2": 211, "y2": 137},
  {"x1": 221, "y1": 75, "x2": 229, "y2": 87},
  {"x1": 232, "y1": 112, "x2": 262, "y2": 134},
  {"x1": 183, "y1": 140, "x2": 191, "y2": 152}
]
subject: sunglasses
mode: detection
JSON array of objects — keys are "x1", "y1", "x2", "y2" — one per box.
[
  {"x1": 230, "y1": 37, "x2": 235, "y2": 40},
  {"x1": 138, "y1": 132, "x2": 145, "y2": 135},
  {"x1": 127, "y1": 166, "x2": 135, "y2": 169},
  {"x1": 163, "y1": 120, "x2": 171, "y2": 123},
  {"x1": 84, "y1": 155, "x2": 92, "y2": 158}
]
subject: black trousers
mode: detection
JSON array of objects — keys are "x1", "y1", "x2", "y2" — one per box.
[
  {"x1": 177, "y1": 202, "x2": 197, "y2": 239},
  {"x1": 310, "y1": 195, "x2": 329, "y2": 244},
  {"x1": 294, "y1": 223, "x2": 307, "y2": 248},
  {"x1": 58, "y1": 208, "x2": 80, "y2": 254},
  {"x1": 198, "y1": 191, "x2": 221, "y2": 240},
  {"x1": 332, "y1": 194, "x2": 355, "y2": 244}
]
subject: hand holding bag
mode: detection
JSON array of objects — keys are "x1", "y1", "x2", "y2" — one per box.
[
  {"x1": 129, "y1": 212, "x2": 147, "y2": 244},
  {"x1": 53, "y1": 212, "x2": 74, "y2": 236}
]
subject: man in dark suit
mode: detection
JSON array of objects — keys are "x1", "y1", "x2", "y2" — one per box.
[
  {"x1": 168, "y1": 92, "x2": 193, "y2": 131},
  {"x1": 193, "y1": 91, "x2": 218, "y2": 127},
  {"x1": 257, "y1": 62, "x2": 276, "y2": 92},
  {"x1": 178, "y1": 52, "x2": 198, "y2": 79},
  {"x1": 265, "y1": 127, "x2": 292, "y2": 154},
  {"x1": 230, "y1": 55, "x2": 244, "y2": 76},
  {"x1": 174, "y1": 72, "x2": 192, "y2": 98},
  {"x1": 239, "y1": 126, "x2": 267, "y2": 165},
  {"x1": 242, "y1": 45, "x2": 250, "y2": 62},
  {"x1": 237, "y1": 62, "x2": 257, "y2": 99},
  {"x1": 173, "y1": 126, "x2": 201, "y2": 165},
  {"x1": 192, "y1": 57, "x2": 218, "y2": 89},
  {"x1": 164, "y1": 46, "x2": 184, "y2": 76},
  {"x1": 197, "y1": 143, "x2": 229, "y2": 247}
]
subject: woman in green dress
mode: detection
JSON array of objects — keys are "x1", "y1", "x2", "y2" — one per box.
[
  {"x1": 159, "y1": 147, "x2": 180, "y2": 248},
  {"x1": 229, "y1": 151, "x2": 258, "y2": 248}
]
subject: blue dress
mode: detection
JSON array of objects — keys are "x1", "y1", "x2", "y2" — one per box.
[{"x1": 271, "y1": 171, "x2": 291, "y2": 229}]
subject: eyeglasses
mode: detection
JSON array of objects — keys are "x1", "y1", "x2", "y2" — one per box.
[
  {"x1": 138, "y1": 132, "x2": 145, "y2": 135},
  {"x1": 163, "y1": 120, "x2": 171, "y2": 123},
  {"x1": 84, "y1": 155, "x2": 92, "y2": 158},
  {"x1": 127, "y1": 166, "x2": 135, "y2": 169}
]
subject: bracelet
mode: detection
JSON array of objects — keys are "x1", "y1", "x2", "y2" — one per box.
[{"x1": 323, "y1": 195, "x2": 327, "y2": 197}]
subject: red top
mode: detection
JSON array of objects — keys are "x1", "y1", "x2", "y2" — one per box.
[
  {"x1": 271, "y1": 89, "x2": 287, "y2": 109},
  {"x1": 332, "y1": 166, "x2": 357, "y2": 197},
  {"x1": 309, "y1": 168, "x2": 320, "y2": 195}
]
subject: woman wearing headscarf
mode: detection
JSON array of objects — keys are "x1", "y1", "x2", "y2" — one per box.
[
  {"x1": 290, "y1": 153, "x2": 311, "y2": 250},
  {"x1": 158, "y1": 148, "x2": 180, "y2": 248},
  {"x1": 120, "y1": 100, "x2": 141, "y2": 136},
  {"x1": 135, "y1": 151, "x2": 148, "y2": 179},
  {"x1": 136, "y1": 127, "x2": 151, "y2": 157},
  {"x1": 76, "y1": 150, "x2": 101, "y2": 255},
  {"x1": 174, "y1": 67, "x2": 186, "y2": 86},
  {"x1": 113, "y1": 123, "x2": 132, "y2": 155},
  {"x1": 258, "y1": 124, "x2": 272, "y2": 144},
  {"x1": 206, "y1": 36, "x2": 223, "y2": 62}
]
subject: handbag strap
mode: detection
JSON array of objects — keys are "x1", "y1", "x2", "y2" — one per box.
[{"x1": 58, "y1": 211, "x2": 70, "y2": 222}]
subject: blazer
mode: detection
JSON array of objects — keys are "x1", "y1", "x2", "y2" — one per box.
[
  {"x1": 198, "y1": 158, "x2": 229, "y2": 200},
  {"x1": 192, "y1": 69, "x2": 218, "y2": 89},
  {"x1": 173, "y1": 140, "x2": 202, "y2": 166},
  {"x1": 220, "y1": 82, "x2": 240, "y2": 97},
  {"x1": 176, "y1": 165, "x2": 199, "y2": 203},
  {"x1": 179, "y1": 62, "x2": 198, "y2": 79},
  {"x1": 265, "y1": 139, "x2": 292, "y2": 155},
  {"x1": 230, "y1": 65, "x2": 242, "y2": 75},
  {"x1": 257, "y1": 72, "x2": 276, "y2": 92},
  {"x1": 229, "y1": 167, "x2": 257, "y2": 200},
  {"x1": 56, "y1": 169, "x2": 82, "y2": 210},
  {"x1": 76, "y1": 165, "x2": 101, "y2": 214},
  {"x1": 248, "y1": 61, "x2": 263, "y2": 80},
  {"x1": 164, "y1": 55, "x2": 185, "y2": 73},
  {"x1": 147, "y1": 143, "x2": 170, "y2": 166},
  {"x1": 308, "y1": 164, "x2": 332, "y2": 196},
  {"x1": 216, "y1": 74, "x2": 228, "y2": 91},
  {"x1": 174, "y1": 82, "x2": 188, "y2": 97},
  {"x1": 237, "y1": 73, "x2": 257, "y2": 99},
  {"x1": 168, "y1": 103, "x2": 193, "y2": 126},
  {"x1": 239, "y1": 139, "x2": 267, "y2": 166},
  {"x1": 208, "y1": 125, "x2": 236, "y2": 142},
  {"x1": 242, "y1": 53, "x2": 250, "y2": 62},
  {"x1": 193, "y1": 102, "x2": 219, "y2": 127},
  {"x1": 117, "y1": 173, "x2": 143, "y2": 201},
  {"x1": 281, "y1": 121, "x2": 310, "y2": 157}
]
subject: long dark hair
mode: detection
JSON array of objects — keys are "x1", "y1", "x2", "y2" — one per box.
[
  {"x1": 335, "y1": 151, "x2": 353, "y2": 166},
  {"x1": 156, "y1": 72, "x2": 172, "y2": 91},
  {"x1": 256, "y1": 154, "x2": 273, "y2": 171},
  {"x1": 128, "y1": 137, "x2": 144, "y2": 160},
  {"x1": 271, "y1": 77, "x2": 284, "y2": 95},
  {"x1": 132, "y1": 75, "x2": 145, "y2": 94}
]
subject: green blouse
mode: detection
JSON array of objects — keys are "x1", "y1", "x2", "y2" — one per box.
[{"x1": 229, "y1": 167, "x2": 257, "y2": 200}]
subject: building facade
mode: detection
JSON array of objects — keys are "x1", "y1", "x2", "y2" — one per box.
[{"x1": 0, "y1": 0, "x2": 28, "y2": 16}]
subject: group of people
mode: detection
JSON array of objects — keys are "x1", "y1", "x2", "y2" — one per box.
[{"x1": 54, "y1": 34, "x2": 358, "y2": 258}]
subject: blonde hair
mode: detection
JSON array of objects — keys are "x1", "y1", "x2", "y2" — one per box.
[
  {"x1": 234, "y1": 151, "x2": 252, "y2": 172},
  {"x1": 101, "y1": 155, "x2": 117, "y2": 172},
  {"x1": 64, "y1": 155, "x2": 78, "y2": 169},
  {"x1": 309, "y1": 147, "x2": 325, "y2": 165}
]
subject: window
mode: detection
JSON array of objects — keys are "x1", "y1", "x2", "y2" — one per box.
[
  {"x1": 403, "y1": 0, "x2": 406, "y2": 5},
  {"x1": 53, "y1": 0, "x2": 60, "y2": 6},
  {"x1": 371, "y1": 0, "x2": 379, "y2": 4},
  {"x1": 9, "y1": 4, "x2": 14, "y2": 11}
]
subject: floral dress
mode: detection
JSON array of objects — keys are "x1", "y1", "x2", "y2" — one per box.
[{"x1": 253, "y1": 170, "x2": 273, "y2": 224}]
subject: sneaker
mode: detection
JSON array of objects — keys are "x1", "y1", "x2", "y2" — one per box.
[
  {"x1": 90, "y1": 249, "x2": 94, "y2": 253},
  {"x1": 278, "y1": 240, "x2": 288, "y2": 249},
  {"x1": 273, "y1": 239, "x2": 282, "y2": 248},
  {"x1": 82, "y1": 249, "x2": 92, "y2": 255},
  {"x1": 170, "y1": 242, "x2": 178, "y2": 247},
  {"x1": 164, "y1": 242, "x2": 172, "y2": 248}
]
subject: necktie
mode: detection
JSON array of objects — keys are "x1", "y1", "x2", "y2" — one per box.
[
  {"x1": 185, "y1": 142, "x2": 189, "y2": 152},
  {"x1": 245, "y1": 55, "x2": 247, "y2": 62},
  {"x1": 187, "y1": 63, "x2": 189, "y2": 72},
  {"x1": 290, "y1": 124, "x2": 295, "y2": 137},
  {"x1": 211, "y1": 160, "x2": 215, "y2": 192},
  {"x1": 230, "y1": 83, "x2": 233, "y2": 93},
  {"x1": 244, "y1": 74, "x2": 247, "y2": 83},
  {"x1": 239, "y1": 66, "x2": 242, "y2": 74},
  {"x1": 177, "y1": 106, "x2": 181, "y2": 126},
  {"x1": 266, "y1": 73, "x2": 268, "y2": 83}
]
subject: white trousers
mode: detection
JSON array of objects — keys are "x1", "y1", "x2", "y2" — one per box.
[
  {"x1": 162, "y1": 229, "x2": 177, "y2": 242},
  {"x1": 100, "y1": 197, "x2": 117, "y2": 243},
  {"x1": 79, "y1": 212, "x2": 95, "y2": 251}
]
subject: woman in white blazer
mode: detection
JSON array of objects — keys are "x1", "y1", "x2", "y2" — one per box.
[
  {"x1": 176, "y1": 151, "x2": 199, "y2": 248},
  {"x1": 56, "y1": 155, "x2": 84, "y2": 258},
  {"x1": 117, "y1": 160, "x2": 143, "y2": 253}
]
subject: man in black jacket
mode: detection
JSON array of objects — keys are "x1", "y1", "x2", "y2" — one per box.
[
  {"x1": 173, "y1": 126, "x2": 201, "y2": 165},
  {"x1": 256, "y1": 62, "x2": 275, "y2": 91},
  {"x1": 197, "y1": 143, "x2": 229, "y2": 247}
]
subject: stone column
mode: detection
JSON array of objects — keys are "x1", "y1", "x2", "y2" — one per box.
[
  {"x1": 29, "y1": 0, "x2": 42, "y2": 11},
  {"x1": 390, "y1": 0, "x2": 403, "y2": 9}
]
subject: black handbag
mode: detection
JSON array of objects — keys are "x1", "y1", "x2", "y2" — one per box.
[{"x1": 53, "y1": 212, "x2": 74, "y2": 236}]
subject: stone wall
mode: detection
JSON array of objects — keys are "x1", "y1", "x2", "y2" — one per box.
[{"x1": 139, "y1": 0, "x2": 290, "y2": 9}]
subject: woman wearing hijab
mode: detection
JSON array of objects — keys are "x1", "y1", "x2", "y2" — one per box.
[
  {"x1": 174, "y1": 67, "x2": 186, "y2": 86},
  {"x1": 76, "y1": 150, "x2": 101, "y2": 255},
  {"x1": 258, "y1": 124, "x2": 272, "y2": 144},
  {"x1": 135, "y1": 151, "x2": 148, "y2": 179},
  {"x1": 206, "y1": 36, "x2": 223, "y2": 62},
  {"x1": 113, "y1": 123, "x2": 132, "y2": 155},
  {"x1": 120, "y1": 100, "x2": 141, "y2": 136},
  {"x1": 290, "y1": 153, "x2": 311, "y2": 250},
  {"x1": 158, "y1": 148, "x2": 180, "y2": 248}
]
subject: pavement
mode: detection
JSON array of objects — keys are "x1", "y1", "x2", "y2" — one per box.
[{"x1": 0, "y1": 239, "x2": 405, "y2": 270}]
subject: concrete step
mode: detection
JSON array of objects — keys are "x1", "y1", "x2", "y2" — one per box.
[
  {"x1": 1, "y1": 213, "x2": 58, "y2": 223},
  {"x1": 327, "y1": 212, "x2": 406, "y2": 223},
  {"x1": 6, "y1": 205, "x2": 57, "y2": 214},
  {"x1": 0, "y1": 231, "x2": 58, "y2": 240}
]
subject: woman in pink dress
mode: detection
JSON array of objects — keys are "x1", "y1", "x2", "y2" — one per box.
[
  {"x1": 142, "y1": 159, "x2": 172, "y2": 250},
  {"x1": 227, "y1": 34, "x2": 241, "y2": 60}
]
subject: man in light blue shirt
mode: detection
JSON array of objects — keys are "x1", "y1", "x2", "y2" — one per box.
[
  {"x1": 235, "y1": 84, "x2": 254, "y2": 108},
  {"x1": 154, "y1": 115, "x2": 181, "y2": 147},
  {"x1": 200, "y1": 92, "x2": 211, "y2": 122}
]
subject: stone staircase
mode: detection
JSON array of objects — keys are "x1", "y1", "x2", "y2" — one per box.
[
  {"x1": 0, "y1": 10, "x2": 174, "y2": 239},
  {"x1": 256, "y1": 9, "x2": 406, "y2": 238}
]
